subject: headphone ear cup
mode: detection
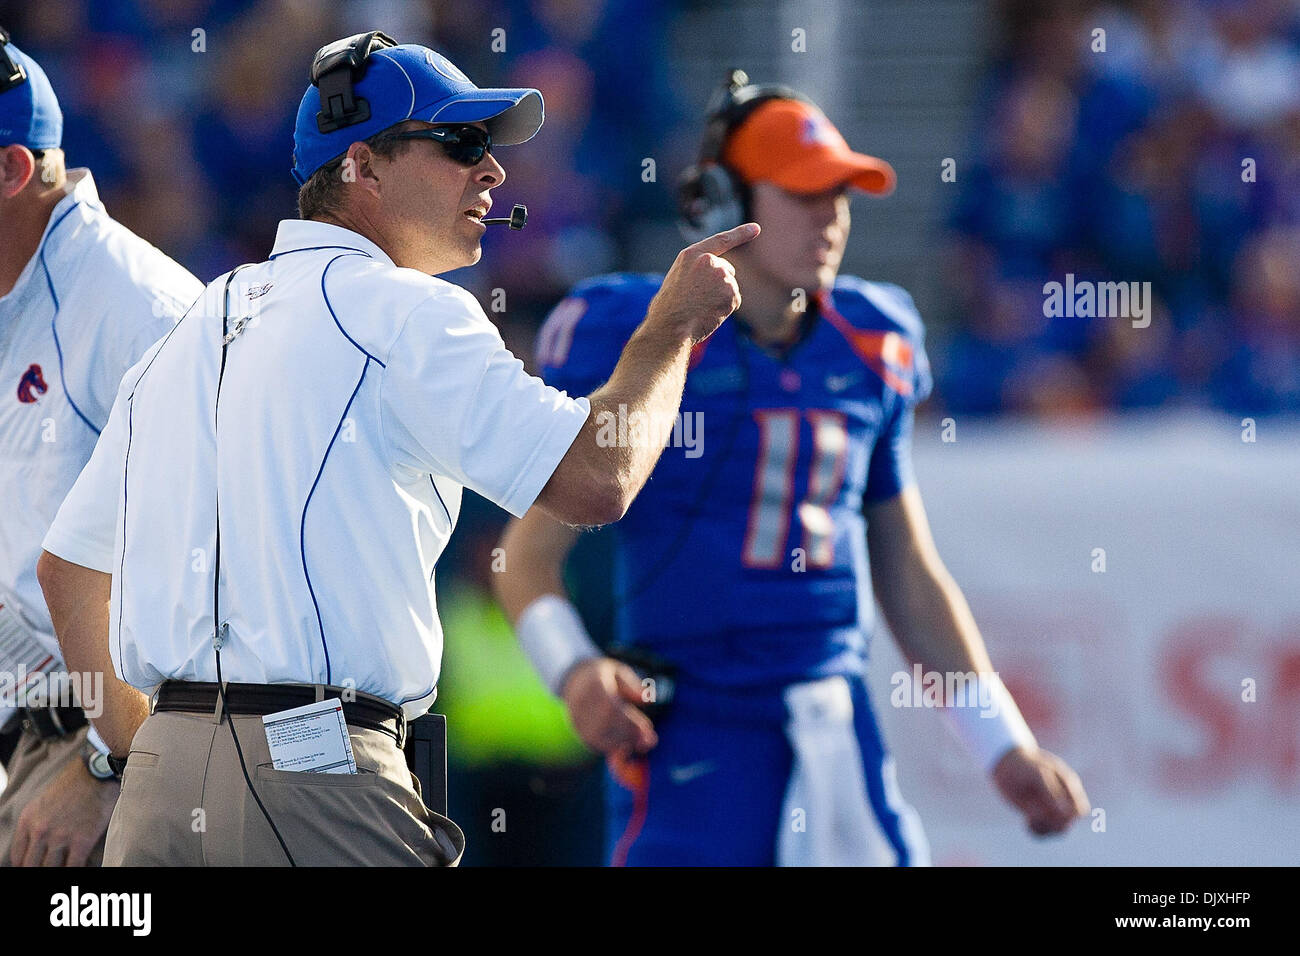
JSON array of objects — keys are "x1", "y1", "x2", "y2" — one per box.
[{"x1": 677, "y1": 163, "x2": 745, "y2": 242}]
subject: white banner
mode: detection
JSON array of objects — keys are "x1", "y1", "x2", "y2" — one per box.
[{"x1": 870, "y1": 413, "x2": 1300, "y2": 865}]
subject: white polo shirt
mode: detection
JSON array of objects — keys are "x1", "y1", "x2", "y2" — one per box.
[
  {"x1": 0, "y1": 169, "x2": 200, "y2": 665},
  {"x1": 43, "y1": 219, "x2": 590, "y2": 718}
]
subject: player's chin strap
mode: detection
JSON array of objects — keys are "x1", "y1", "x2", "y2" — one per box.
[{"x1": 941, "y1": 672, "x2": 1037, "y2": 772}]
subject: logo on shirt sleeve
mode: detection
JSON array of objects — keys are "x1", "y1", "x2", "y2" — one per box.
[{"x1": 16, "y1": 364, "x2": 48, "y2": 404}]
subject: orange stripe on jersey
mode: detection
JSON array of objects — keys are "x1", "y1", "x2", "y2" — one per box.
[
  {"x1": 816, "y1": 289, "x2": 914, "y2": 397},
  {"x1": 609, "y1": 753, "x2": 650, "y2": 867},
  {"x1": 688, "y1": 337, "x2": 711, "y2": 370}
]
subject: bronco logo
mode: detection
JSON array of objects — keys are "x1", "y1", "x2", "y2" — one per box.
[{"x1": 17, "y1": 364, "x2": 48, "y2": 404}]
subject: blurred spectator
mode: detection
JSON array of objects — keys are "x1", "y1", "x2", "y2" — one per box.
[
  {"x1": 0, "y1": 0, "x2": 677, "y2": 308},
  {"x1": 1214, "y1": 226, "x2": 1300, "y2": 411},
  {"x1": 943, "y1": 0, "x2": 1300, "y2": 416}
]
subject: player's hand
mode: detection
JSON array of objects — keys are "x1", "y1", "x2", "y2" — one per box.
[
  {"x1": 648, "y1": 222, "x2": 760, "y2": 344},
  {"x1": 992, "y1": 745, "x2": 1090, "y2": 836},
  {"x1": 561, "y1": 657, "x2": 659, "y2": 756},
  {"x1": 10, "y1": 756, "x2": 118, "y2": 866}
]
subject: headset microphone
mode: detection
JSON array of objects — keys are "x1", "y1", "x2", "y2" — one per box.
[{"x1": 482, "y1": 204, "x2": 527, "y2": 229}]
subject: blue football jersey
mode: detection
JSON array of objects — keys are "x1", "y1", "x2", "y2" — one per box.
[{"x1": 537, "y1": 273, "x2": 932, "y2": 688}]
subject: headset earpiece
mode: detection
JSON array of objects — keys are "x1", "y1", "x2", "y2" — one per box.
[
  {"x1": 311, "y1": 30, "x2": 398, "y2": 134},
  {"x1": 676, "y1": 68, "x2": 810, "y2": 242},
  {"x1": 677, "y1": 163, "x2": 746, "y2": 242},
  {"x1": 0, "y1": 26, "x2": 30, "y2": 93}
]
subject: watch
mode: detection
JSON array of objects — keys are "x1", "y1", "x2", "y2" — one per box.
[{"x1": 84, "y1": 745, "x2": 120, "y2": 782}]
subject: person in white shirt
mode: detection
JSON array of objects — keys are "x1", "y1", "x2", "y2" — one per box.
[
  {"x1": 37, "y1": 32, "x2": 756, "y2": 866},
  {"x1": 0, "y1": 30, "x2": 202, "y2": 867}
]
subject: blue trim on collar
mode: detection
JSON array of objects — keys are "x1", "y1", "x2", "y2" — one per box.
[
  {"x1": 320, "y1": 253, "x2": 387, "y2": 367},
  {"x1": 268, "y1": 244, "x2": 373, "y2": 261}
]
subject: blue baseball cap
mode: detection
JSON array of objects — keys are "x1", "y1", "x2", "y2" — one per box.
[
  {"x1": 291, "y1": 39, "x2": 543, "y2": 185},
  {"x1": 0, "y1": 31, "x2": 62, "y2": 150}
]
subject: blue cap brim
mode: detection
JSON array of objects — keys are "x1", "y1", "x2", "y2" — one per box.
[{"x1": 421, "y1": 88, "x2": 544, "y2": 145}]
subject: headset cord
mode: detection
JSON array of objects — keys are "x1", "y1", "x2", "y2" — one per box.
[
  {"x1": 213, "y1": 265, "x2": 296, "y2": 867},
  {"x1": 214, "y1": 639, "x2": 295, "y2": 865}
]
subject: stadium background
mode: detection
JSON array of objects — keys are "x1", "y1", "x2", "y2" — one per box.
[{"x1": 1, "y1": 0, "x2": 1294, "y2": 864}]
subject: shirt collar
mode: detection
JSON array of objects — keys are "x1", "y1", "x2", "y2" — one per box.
[
  {"x1": 0, "y1": 168, "x2": 102, "y2": 309},
  {"x1": 270, "y1": 219, "x2": 395, "y2": 265},
  {"x1": 59, "y1": 167, "x2": 103, "y2": 213}
]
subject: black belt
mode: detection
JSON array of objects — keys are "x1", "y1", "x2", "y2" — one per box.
[
  {"x1": 154, "y1": 681, "x2": 406, "y2": 747},
  {"x1": 19, "y1": 705, "x2": 88, "y2": 741}
]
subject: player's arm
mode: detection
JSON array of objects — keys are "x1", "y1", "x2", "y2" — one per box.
[
  {"x1": 534, "y1": 224, "x2": 757, "y2": 526},
  {"x1": 866, "y1": 486, "x2": 991, "y2": 676},
  {"x1": 494, "y1": 486, "x2": 657, "y2": 755},
  {"x1": 866, "y1": 486, "x2": 1089, "y2": 835}
]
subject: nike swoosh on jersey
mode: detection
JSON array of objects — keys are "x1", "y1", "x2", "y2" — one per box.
[
  {"x1": 824, "y1": 372, "x2": 862, "y2": 392},
  {"x1": 668, "y1": 760, "x2": 718, "y2": 785}
]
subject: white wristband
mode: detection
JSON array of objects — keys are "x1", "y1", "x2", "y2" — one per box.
[
  {"x1": 942, "y1": 672, "x2": 1037, "y2": 772},
  {"x1": 515, "y1": 594, "x2": 601, "y2": 696},
  {"x1": 86, "y1": 723, "x2": 112, "y2": 756}
]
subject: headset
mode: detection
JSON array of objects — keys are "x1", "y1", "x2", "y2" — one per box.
[
  {"x1": 676, "y1": 68, "x2": 813, "y2": 242},
  {"x1": 0, "y1": 26, "x2": 52, "y2": 167},
  {"x1": 312, "y1": 30, "x2": 397, "y2": 133},
  {"x1": 0, "y1": 26, "x2": 27, "y2": 93},
  {"x1": 306, "y1": 31, "x2": 528, "y2": 229}
]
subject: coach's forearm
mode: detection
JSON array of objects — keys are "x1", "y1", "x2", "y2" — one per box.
[
  {"x1": 536, "y1": 223, "x2": 753, "y2": 526},
  {"x1": 586, "y1": 320, "x2": 694, "y2": 503},
  {"x1": 37, "y1": 551, "x2": 149, "y2": 755},
  {"x1": 537, "y1": 321, "x2": 692, "y2": 526}
]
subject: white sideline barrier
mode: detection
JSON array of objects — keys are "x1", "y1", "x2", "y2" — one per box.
[{"x1": 868, "y1": 412, "x2": 1300, "y2": 865}]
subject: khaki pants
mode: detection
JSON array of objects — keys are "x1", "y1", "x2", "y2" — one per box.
[
  {"x1": 0, "y1": 722, "x2": 106, "y2": 867},
  {"x1": 105, "y1": 710, "x2": 464, "y2": 866}
]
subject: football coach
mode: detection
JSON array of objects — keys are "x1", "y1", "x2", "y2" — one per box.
[{"x1": 35, "y1": 32, "x2": 757, "y2": 866}]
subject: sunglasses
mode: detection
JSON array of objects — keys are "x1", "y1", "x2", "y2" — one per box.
[{"x1": 380, "y1": 125, "x2": 492, "y2": 167}]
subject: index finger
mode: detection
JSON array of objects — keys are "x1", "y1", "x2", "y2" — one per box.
[{"x1": 689, "y1": 222, "x2": 760, "y2": 256}]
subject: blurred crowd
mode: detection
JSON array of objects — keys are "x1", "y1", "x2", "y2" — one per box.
[
  {"x1": 0, "y1": 0, "x2": 680, "y2": 360},
  {"x1": 941, "y1": 0, "x2": 1300, "y2": 415}
]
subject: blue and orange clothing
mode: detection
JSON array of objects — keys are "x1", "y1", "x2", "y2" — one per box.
[{"x1": 536, "y1": 272, "x2": 933, "y2": 865}]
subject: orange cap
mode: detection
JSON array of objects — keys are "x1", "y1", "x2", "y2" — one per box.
[{"x1": 721, "y1": 98, "x2": 896, "y2": 196}]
